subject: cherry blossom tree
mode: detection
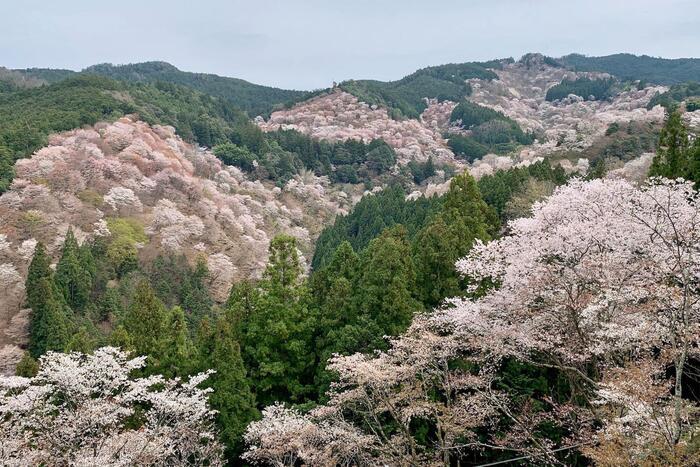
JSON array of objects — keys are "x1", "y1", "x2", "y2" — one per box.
[
  {"x1": 0, "y1": 347, "x2": 223, "y2": 466},
  {"x1": 245, "y1": 177, "x2": 700, "y2": 465},
  {"x1": 457, "y1": 177, "x2": 700, "y2": 461},
  {"x1": 244, "y1": 309, "x2": 584, "y2": 466}
]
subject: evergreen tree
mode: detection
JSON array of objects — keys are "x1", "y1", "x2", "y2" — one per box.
[
  {"x1": 239, "y1": 235, "x2": 316, "y2": 405},
  {"x1": 263, "y1": 234, "x2": 302, "y2": 297},
  {"x1": 28, "y1": 277, "x2": 70, "y2": 357},
  {"x1": 355, "y1": 225, "x2": 421, "y2": 337},
  {"x1": 197, "y1": 314, "x2": 258, "y2": 461},
  {"x1": 649, "y1": 110, "x2": 690, "y2": 178},
  {"x1": 120, "y1": 279, "x2": 167, "y2": 363},
  {"x1": 413, "y1": 172, "x2": 494, "y2": 306},
  {"x1": 55, "y1": 229, "x2": 92, "y2": 311},
  {"x1": 25, "y1": 242, "x2": 52, "y2": 312},
  {"x1": 15, "y1": 352, "x2": 39, "y2": 377},
  {"x1": 181, "y1": 257, "x2": 213, "y2": 327},
  {"x1": 66, "y1": 325, "x2": 97, "y2": 354},
  {"x1": 159, "y1": 306, "x2": 194, "y2": 377}
]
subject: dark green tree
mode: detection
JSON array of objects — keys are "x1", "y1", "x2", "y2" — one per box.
[
  {"x1": 28, "y1": 277, "x2": 70, "y2": 357},
  {"x1": 181, "y1": 257, "x2": 213, "y2": 327},
  {"x1": 239, "y1": 235, "x2": 316, "y2": 405},
  {"x1": 197, "y1": 314, "x2": 259, "y2": 461},
  {"x1": 25, "y1": 242, "x2": 52, "y2": 312},
  {"x1": 649, "y1": 110, "x2": 690, "y2": 178},
  {"x1": 120, "y1": 279, "x2": 167, "y2": 363},
  {"x1": 354, "y1": 225, "x2": 421, "y2": 337},
  {"x1": 15, "y1": 352, "x2": 39, "y2": 377},
  {"x1": 55, "y1": 229, "x2": 92, "y2": 311},
  {"x1": 158, "y1": 306, "x2": 194, "y2": 377}
]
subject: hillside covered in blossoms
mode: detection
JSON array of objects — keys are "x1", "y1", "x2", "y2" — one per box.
[{"x1": 1, "y1": 45, "x2": 700, "y2": 466}]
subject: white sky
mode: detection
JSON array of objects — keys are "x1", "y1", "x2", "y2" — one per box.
[{"x1": 1, "y1": 0, "x2": 698, "y2": 90}]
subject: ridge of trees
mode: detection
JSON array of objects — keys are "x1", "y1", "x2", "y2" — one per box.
[
  {"x1": 545, "y1": 77, "x2": 618, "y2": 102},
  {"x1": 448, "y1": 100, "x2": 535, "y2": 159},
  {"x1": 339, "y1": 61, "x2": 503, "y2": 120}
]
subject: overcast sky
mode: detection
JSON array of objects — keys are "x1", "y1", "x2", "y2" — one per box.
[{"x1": 1, "y1": 0, "x2": 698, "y2": 90}]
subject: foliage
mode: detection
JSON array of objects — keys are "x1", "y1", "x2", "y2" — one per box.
[
  {"x1": 647, "y1": 81, "x2": 700, "y2": 109},
  {"x1": 196, "y1": 315, "x2": 259, "y2": 460},
  {"x1": 0, "y1": 347, "x2": 223, "y2": 465},
  {"x1": 54, "y1": 229, "x2": 92, "y2": 311},
  {"x1": 18, "y1": 61, "x2": 308, "y2": 117},
  {"x1": 312, "y1": 184, "x2": 441, "y2": 269},
  {"x1": 233, "y1": 235, "x2": 317, "y2": 406},
  {"x1": 449, "y1": 100, "x2": 534, "y2": 155},
  {"x1": 26, "y1": 243, "x2": 71, "y2": 358},
  {"x1": 545, "y1": 77, "x2": 617, "y2": 102},
  {"x1": 649, "y1": 109, "x2": 700, "y2": 185},
  {"x1": 477, "y1": 159, "x2": 568, "y2": 219},
  {"x1": 0, "y1": 74, "x2": 262, "y2": 191},
  {"x1": 413, "y1": 172, "x2": 496, "y2": 306},
  {"x1": 339, "y1": 61, "x2": 499, "y2": 119},
  {"x1": 407, "y1": 155, "x2": 436, "y2": 184},
  {"x1": 246, "y1": 177, "x2": 700, "y2": 465},
  {"x1": 559, "y1": 53, "x2": 700, "y2": 85}
]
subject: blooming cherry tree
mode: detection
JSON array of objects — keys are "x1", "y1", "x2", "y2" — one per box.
[
  {"x1": 245, "y1": 178, "x2": 700, "y2": 465},
  {"x1": 0, "y1": 347, "x2": 223, "y2": 466}
]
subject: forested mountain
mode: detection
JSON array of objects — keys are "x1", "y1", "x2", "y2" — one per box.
[
  {"x1": 338, "y1": 60, "x2": 502, "y2": 119},
  {"x1": 558, "y1": 53, "x2": 700, "y2": 84},
  {"x1": 2, "y1": 50, "x2": 700, "y2": 465},
  {"x1": 16, "y1": 61, "x2": 310, "y2": 117}
]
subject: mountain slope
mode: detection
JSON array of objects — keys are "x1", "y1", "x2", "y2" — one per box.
[
  {"x1": 0, "y1": 116, "x2": 351, "y2": 371},
  {"x1": 0, "y1": 74, "x2": 261, "y2": 191},
  {"x1": 558, "y1": 53, "x2": 700, "y2": 84},
  {"x1": 83, "y1": 61, "x2": 308, "y2": 117},
  {"x1": 339, "y1": 60, "x2": 502, "y2": 119},
  {"x1": 16, "y1": 61, "x2": 309, "y2": 117}
]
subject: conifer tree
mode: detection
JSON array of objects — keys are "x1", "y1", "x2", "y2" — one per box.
[
  {"x1": 355, "y1": 225, "x2": 420, "y2": 337},
  {"x1": 15, "y1": 352, "x2": 39, "y2": 377},
  {"x1": 55, "y1": 229, "x2": 92, "y2": 311},
  {"x1": 159, "y1": 306, "x2": 194, "y2": 377},
  {"x1": 25, "y1": 242, "x2": 52, "y2": 312},
  {"x1": 28, "y1": 277, "x2": 70, "y2": 357},
  {"x1": 649, "y1": 110, "x2": 690, "y2": 178},
  {"x1": 120, "y1": 279, "x2": 167, "y2": 363},
  {"x1": 413, "y1": 172, "x2": 494, "y2": 306},
  {"x1": 197, "y1": 315, "x2": 258, "y2": 461},
  {"x1": 26, "y1": 243, "x2": 71, "y2": 357},
  {"x1": 263, "y1": 234, "x2": 302, "y2": 298},
  {"x1": 240, "y1": 235, "x2": 316, "y2": 405},
  {"x1": 181, "y1": 257, "x2": 213, "y2": 327},
  {"x1": 66, "y1": 325, "x2": 97, "y2": 354}
]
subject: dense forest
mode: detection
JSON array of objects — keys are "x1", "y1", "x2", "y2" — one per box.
[
  {"x1": 338, "y1": 61, "x2": 503, "y2": 119},
  {"x1": 13, "y1": 111, "x2": 700, "y2": 465},
  {"x1": 4, "y1": 47, "x2": 700, "y2": 465},
  {"x1": 545, "y1": 77, "x2": 618, "y2": 102},
  {"x1": 15, "y1": 168, "x2": 507, "y2": 463},
  {"x1": 16, "y1": 61, "x2": 310, "y2": 117},
  {"x1": 447, "y1": 99, "x2": 535, "y2": 159},
  {"x1": 647, "y1": 81, "x2": 700, "y2": 109},
  {"x1": 558, "y1": 53, "x2": 700, "y2": 84},
  {"x1": 0, "y1": 74, "x2": 405, "y2": 192}
]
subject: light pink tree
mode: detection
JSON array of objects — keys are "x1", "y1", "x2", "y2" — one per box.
[
  {"x1": 245, "y1": 177, "x2": 700, "y2": 465},
  {"x1": 0, "y1": 347, "x2": 223, "y2": 466},
  {"x1": 458, "y1": 177, "x2": 700, "y2": 461}
]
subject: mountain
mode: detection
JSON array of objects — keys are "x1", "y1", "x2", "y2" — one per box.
[
  {"x1": 257, "y1": 53, "x2": 669, "y2": 178},
  {"x1": 558, "y1": 53, "x2": 700, "y2": 84},
  {"x1": 0, "y1": 116, "x2": 351, "y2": 371},
  {"x1": 17, "y1": 61, "x2": 310, "y2": 117},
  {"x1": 0, "y1": 74, "x2": 259, "y2": 191},
  {"x1": 338, "y1": 60, "x2": 503, "y2": 119}
]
